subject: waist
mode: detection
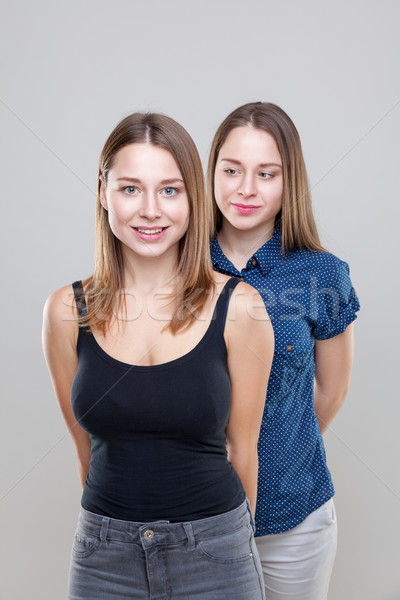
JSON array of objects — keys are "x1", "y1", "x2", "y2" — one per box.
[
  {"x1": 77, "y1": 498, "x2": 253, "y2": 545},
  {"x1": 82, "y1": 439, "x2": 245, "y2": 521},
  {"x1": 82, "y1": 470, "x2": 245, "y2": 522}
]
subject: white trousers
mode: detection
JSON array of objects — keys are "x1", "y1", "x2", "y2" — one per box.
[{"x1": 255, "y1": 499, "x2": 337, "y2": 600}]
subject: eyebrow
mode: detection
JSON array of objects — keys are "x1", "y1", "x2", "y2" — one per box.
[
  {"x1": 220, "y1": 158, "x2": 282, "y2": 168},
  {"x1": 116, "y1": 176, "x2": 185, "y2": 185}
]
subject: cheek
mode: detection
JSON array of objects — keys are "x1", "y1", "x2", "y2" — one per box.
[
  {"x1": 214, "y1": 175, "x2": 234, "y2": 208},
  {"x1": 107, "y1": 199, "x2": 132, "y2": 225},
  {"x1": 270, "y1": 189, "x2": 283, "y2": 208},
  {"x1": 105, "y1": 204, "x2": 132, "y2": 240},
  {"x1": 180, "y1": 210, "x2": 190, "y2": 231},
  {"x1": 170, "y1": 200, "x2": 190, "y2": 229},
  {"x1": 273, "y1": 186, "x2": 283, "y2": 211},
  {"x1": 106, "y1": 212, "x2": 124, "y2": 240},
  {"x1": 264, "y1": 180, "x2": 283, "y2": 212}
]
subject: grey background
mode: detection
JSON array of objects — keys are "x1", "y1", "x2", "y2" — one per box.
[{"x1": 1, "y1": 0, "x2": 399, "y2": 598}]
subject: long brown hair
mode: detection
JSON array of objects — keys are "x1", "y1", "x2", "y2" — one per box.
[
  {"x1": 207, "y1": 102, "x2": 326, "y2": 254},
  {"x1": 82, "y1": 112, "x2": 214, "y2": 334}
]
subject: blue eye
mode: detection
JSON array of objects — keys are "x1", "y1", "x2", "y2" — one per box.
[
  {"x1": 163, "y1": 187, "x2": 178, "y2": 196},
  {"x1": 124, "y1": 186, "x2": 138, "y2": 195},
  {"x1": 224, "y1": 168, "x2": 238, "y2": 175},
  {"x1": 260, "y1": 172, "x2": 273, "y2": 179}
]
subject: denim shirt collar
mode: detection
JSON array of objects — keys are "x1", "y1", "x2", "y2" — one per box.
[{"x1": 210, "y1": 228, "x2": 283, "y2": 277}]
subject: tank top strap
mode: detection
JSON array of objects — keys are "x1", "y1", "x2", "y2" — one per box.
[
  {"x1": 72, "y1": 280, "x2": 88, "y2": 318},
  {"x1": 213, "y1": 277, "x2": 242, "y2": 336}
]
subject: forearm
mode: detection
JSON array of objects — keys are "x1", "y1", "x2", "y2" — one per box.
[
  {"x1": 314, "y1": 384, "x2": 348, "y2": 434},
  {"x1": 77, "y1": 453, "x2": 90, "y2": 488},
  {"x1": 313, "y1": 326, "x2": 354, "y2": 434},
  {"x1": 72, "y1": 428, "x2": 91, "y2": 488},
  {"x1": 228, "y1": 446, "x2": 258, "y2": 514}
]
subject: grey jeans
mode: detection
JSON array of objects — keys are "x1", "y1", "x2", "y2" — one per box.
[{"x1": 68, "y1": 499, "x2": 265, "y2": 599}]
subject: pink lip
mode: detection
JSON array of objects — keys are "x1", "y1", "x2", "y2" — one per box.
[
  {"x1": 131, "y1": 226, "x2": 169, "y2": 241},
  {"x1": 231, "y1": 203, "x2": 261, "y2": 215}
]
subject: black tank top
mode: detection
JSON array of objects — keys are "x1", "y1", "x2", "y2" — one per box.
[{"x1": 71, "y1": 278, "x2": 245, "y2": 522}]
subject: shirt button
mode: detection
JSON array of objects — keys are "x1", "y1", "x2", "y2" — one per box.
[
  {"x1": 144, "y1": 530, "x2": 154, "y2": 540},
  {"x1": 286, "y1": 344, "x2": 293, "y2": 352},
  {"x1": 354, "y1": 290, "x2": 357, "y2": 296},
  {"x1": 251, "y1": 258, "x2": 257, "y2": 267},
  {"x1": 239, "y1": 276, "x2": 245, "y2": 280}
]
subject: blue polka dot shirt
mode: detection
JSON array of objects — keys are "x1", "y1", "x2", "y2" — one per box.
[{"x1": 211, "y1": 228, "x2": 360, "y2": 535}]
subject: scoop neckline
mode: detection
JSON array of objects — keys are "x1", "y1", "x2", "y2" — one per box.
[{"x1": 87, "y1": 315, "x2": 220, "y2": 371}]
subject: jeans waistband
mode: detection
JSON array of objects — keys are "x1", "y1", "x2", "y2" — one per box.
[{"x1": 78, "y1": 499, "x2": 253, "y2": 545}]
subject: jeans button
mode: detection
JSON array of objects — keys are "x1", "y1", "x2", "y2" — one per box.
[{"x1": 144, "y1": 529, "x2": 154, "y2": 540}]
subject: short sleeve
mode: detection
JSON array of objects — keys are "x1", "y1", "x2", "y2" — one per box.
[{"x1": 312, "y1": 259, "x2": 360, "y2": 340}]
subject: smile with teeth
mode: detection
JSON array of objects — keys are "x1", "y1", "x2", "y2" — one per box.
[
  {"x1": 131, "y1": 226, "x2": 169, "y2": 241},
  {"x1": 135, "y1": 227, "x2": 165, "y2": 234}
]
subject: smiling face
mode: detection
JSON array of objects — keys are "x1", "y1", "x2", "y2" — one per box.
[
  {"x1": 100, "y1": 143, "x2": 190, "y2": 262},
  {"x1": 214, "y1": 126, "x2": 283, "y2": 240}
]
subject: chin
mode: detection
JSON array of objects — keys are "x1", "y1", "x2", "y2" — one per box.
[{"x1": 230, "y1": 218, "x2": 263, "y2": 231}]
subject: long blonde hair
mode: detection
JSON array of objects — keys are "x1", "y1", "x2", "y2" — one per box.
[
  {"x1": 82, "y1": 112, "x2": 214, "y2": 334},
  {"x1": 207, "y1": 102, "x2": 326, "y2": 254}
]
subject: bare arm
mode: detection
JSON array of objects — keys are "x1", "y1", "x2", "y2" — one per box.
[
  {"x1": 314, "y1": 323, "x2": 354, "y2": 434},
  {"x1": 225, "y1": 284, "x2": 274, "y2": 514},
  {"x1": 42, "y1": 285, "x2": 91, "y2": 487}
]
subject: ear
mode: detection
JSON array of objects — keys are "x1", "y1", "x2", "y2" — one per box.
[{"x1": 99, "y1": 177, "x2": 108, "y2": 211}]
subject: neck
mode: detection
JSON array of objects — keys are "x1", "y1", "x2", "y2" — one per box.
[
  {"x1": 218, "y1": 220, "x2": 275, "y2": 270},
  {"x1": 121, "y1": 247, "x2": 179, "y2": 295}
]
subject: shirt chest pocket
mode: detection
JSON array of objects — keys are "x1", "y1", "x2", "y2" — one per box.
[{"x1": 270, "y1": 325, "x2": 314, "y2": 401}]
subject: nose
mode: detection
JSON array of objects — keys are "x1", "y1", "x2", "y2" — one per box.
[
  {"x1": 237, "y1": 174, "x2": 257, "y2": 199},
  {"x1": 139, "y1": 192, "x2": 161, "y2": 220}
]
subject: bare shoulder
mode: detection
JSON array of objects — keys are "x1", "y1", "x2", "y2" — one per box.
[
  {"x1": 44, "y1": 283, "x2": 77, "y2": 320},
  {"x1": 210, "y1": 272, "x2": 234, "y2": 305},
  {"x1": 224, "y1": 279, "x2": 273, "y2": 353},
  {"x1": 211, "y1": 275, "x2": 269, "y2": 325},
  {"x1": 210, "y1": 274, "x2": 269, "y2": 322},
  {"x1": 228, "y1": 280, "x2": 268, "y2": 322},
  {"x1": 43, "y1": 283, "x2": 79, "y2": 341},
  {"x1": 212, "y1": 271, "x2": 232, "y2": 287},
  {"x1": 212, "y1": 274, "x2": 261, "y2": 298}
]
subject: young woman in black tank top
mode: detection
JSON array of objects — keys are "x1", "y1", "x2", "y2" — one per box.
[{"x1": 42, "y1": 112, "x2": 274, "y2": 599}]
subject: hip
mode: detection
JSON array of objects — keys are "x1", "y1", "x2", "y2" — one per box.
[{"x1": 69, "y1": 498, "x2": 265, "y2": 599}]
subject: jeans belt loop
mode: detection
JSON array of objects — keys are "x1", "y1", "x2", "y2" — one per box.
[
  {"x1": 100, "y1": 517, "x2": 110, "y2": 542},
  {"x1": 183, "y1": 522, "x2": 195, "y2": 551}
]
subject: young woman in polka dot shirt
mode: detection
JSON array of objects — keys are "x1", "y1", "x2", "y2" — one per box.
[{"x1": 208, "y1": 102, "x2": 360, "y2": 600}]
